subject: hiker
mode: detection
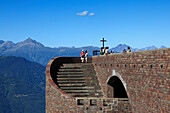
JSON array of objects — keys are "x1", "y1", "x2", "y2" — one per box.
[
  {"x1": 103, "y1": 48, "x2": 106, "y2": 54},
  {"x1": 105, "y1": 47, "x2": 109, "y2": 55},
  {"x1": 80, "y1": 50, "x2": 85, "y2": 63},
  {"x1": 123, "y1": 49, "x2": 126, "y2": 54},
  {"x1": 85, "y1": 50, "x2": 88, "y2": 63},
  {"x1": 127, "y1": 47, "x2": 131, "y2": 52}
]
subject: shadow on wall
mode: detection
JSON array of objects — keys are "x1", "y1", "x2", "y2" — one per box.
[
  {"x1": 107, "y1": 76, "x2": 128, "y2": 98},
  {"x1": 50, "y1": 57, "x2": 92, "y2": 88}
]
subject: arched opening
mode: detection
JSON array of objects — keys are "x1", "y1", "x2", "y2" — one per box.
[{"x1": 107, "y1": 76, "x2": 128, "y2": 98}]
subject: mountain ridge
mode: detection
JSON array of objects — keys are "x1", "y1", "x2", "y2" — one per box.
[
  {"x1": 0, "y1": 38, "x2": 168, "y2": 65},
  {"x1": 1, "y1": 38, "x2": 167, "y2": 50},
  {"x1": 16, "y1": 38, "x2": 44, "y2": 48}
]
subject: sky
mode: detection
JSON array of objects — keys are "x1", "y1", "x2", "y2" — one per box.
[{"x1": 0, "y1": 0, "x2": 170, "y2": 48}]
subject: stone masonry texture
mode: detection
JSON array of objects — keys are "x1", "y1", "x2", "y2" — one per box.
[
  {"x1": 46, "y1": 48, "x2": 169, "y2": 113},
  {"x1": 92, "y1": 48, "x2": 170, "y2": 113}
]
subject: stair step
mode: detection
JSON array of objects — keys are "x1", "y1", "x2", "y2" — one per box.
[
  {"x1": 58, "y1": 83, "x2": 86, "y2": 86},
  {"x1": 60, "y1": 86, "x2": 95, "y2": 89},
  {"x1": 69, "y1": 93, "x2": 89, "y2": 97},
  {"x1": 57, "y1": 80, "x2": 98, "y2": 83},
  {"x1": 60, "y1": 66, "x2": 81, "y2": 69},
  {"x1": 64, "y1": 90, "x2": 89, "y2": 93},
  {"x1": 58, "y1": 69, "x2": 83, "y2": 72},
  {"x1": 91, "y1": 92, "x2": 103, "y2": 94},
  {"x1": 55, "y1": 63, "x2": 103, "y2": 97},
  {"x1": 63, "y1": 63, "x2": 92, "y2": 66},
  {"x1": 84, "y1": 77, "x2": 93, "y2": 79},
  {"x1": 57, "y1": 76, "x2": 94, "y2": 80},
  {"x1": 57, "y1": 78, "x2": 85, "y2": 80},
  {"x1": 57, "y1": 80, "x2": 85, "y2": 82},
  {"x1": 63, "y1": 90, "x2": 102, "y2": 93},
  {"x1": 61, "y1": 64, "x2": 92, "y2": 68},
  {"x1": 57, "y1": 81, "x2": 86, "y2": 83},
  {"x1": 56, "y1": 75, "x2": 97, "y2": 78},
  {"x1": 58, "y1": 82, "x2": 86, "y2": 84},
  {"x1": 57, "y1": 72, "x2": 84, "y2": 75},
  {"x1": 57, "y1": 75, "x2": 85, "y2": 77},
  {"x1": 62, "y1": 65, "x2": 82, "y2": 68},
  {"x1": 85, "y1": 83, "x2": 101, "y2": 85}
]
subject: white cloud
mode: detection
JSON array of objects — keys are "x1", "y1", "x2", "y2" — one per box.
[
  {"x1": 76, "y1": 11, "x2": 88, "y2": 16},
  {"x1": 89, "y1": 12, "x2": 95, "y2": 16}
]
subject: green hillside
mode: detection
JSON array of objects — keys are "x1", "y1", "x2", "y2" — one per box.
[
  {"x1": 0, "y1": 56, "x2": 45, "y2": 88},
  {"x1": 0, "y1": 56, "x2": 45, "y2": 113}
]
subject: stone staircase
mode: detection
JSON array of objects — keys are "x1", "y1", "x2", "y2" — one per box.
[{"x1": 56, "y1": 63, "x2": 103, "y2": 97}]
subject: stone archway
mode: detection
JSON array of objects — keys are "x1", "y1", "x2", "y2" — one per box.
[{"x1": 107, "y1": 70, "x2": 128, "y2": 98}]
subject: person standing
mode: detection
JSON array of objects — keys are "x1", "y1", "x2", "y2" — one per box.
[
  {"x1": 80, "y1": 50, "x2": 85, "y2": 63},
  {"x1": 100, "y1": 49, "x2": 103, "y2": 55},
  {"x1": 123, "y1": 49, "x2": 126, "y2": 54},
  {"x1": 85, "y1": 50, "x2": 88, "y2": 63},
  {"x1": 105, "y1": 47, "x2": 109, "y2": 55},
  {"x1": 110, "y1": 50, "x2": 114, "y2": 54},
  {"x1": 127, "y1": 47, "x2": 131, "y2": 52},
  {"x1": 103, "y1": 48, "x2": 106, "y2": 55}
]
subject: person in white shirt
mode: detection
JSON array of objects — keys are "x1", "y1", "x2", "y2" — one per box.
[{"x1": 85, "y1": 50, "x2": 88, "y2": 63}]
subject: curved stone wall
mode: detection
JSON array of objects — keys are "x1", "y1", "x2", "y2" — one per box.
[
  {"x1": 92, "y1": 48, "x2": 170, "y2": 113},
  {"x1": 46, "y1": 57, "x2": 84, "y2": 112},
  {"x1": 46, "y1": 57, "x2": 131, "y2": 112}
]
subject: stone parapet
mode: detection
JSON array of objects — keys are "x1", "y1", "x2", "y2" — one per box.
[
  {"x1": 46, "y1": 57, "x2": 81, "y2": 113},
  {"x1": 92, "y1": 48, "x2": 170, "y2": 113}
]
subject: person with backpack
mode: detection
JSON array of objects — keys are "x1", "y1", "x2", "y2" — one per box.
[{"x1": 123, "y1": 49, "x2": 126, "y2": 54}]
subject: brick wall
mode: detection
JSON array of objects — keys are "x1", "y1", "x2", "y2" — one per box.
[
  {"x1": 46, "y1": 57, "x2": 82, "y2": 113},
  {"x1": 92, "y1": 48, "x2": 170, "y2": 113},
  {"x1": 46, "y1": 57, "x2": 131, "y2": 112}
]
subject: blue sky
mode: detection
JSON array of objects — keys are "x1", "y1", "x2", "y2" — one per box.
[{"x1": 0, "y1": 0, "x2": 170, "y2": 48}]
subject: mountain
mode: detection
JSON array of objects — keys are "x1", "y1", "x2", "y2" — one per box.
[
  {"x1": 133, "y1": 46, "x2": 158, "y2": 51},
  {"x1": 0, "y1": 38, "x2": 100, "y2": 65},
  {"x1": 111, "y1": 45, "x2": 167, "y2": 53},
  {"x1": 0, "y1": 56, "x2": 45, "y2": 88},
  {"x1": 0, "y1": 41, "x2": 15, "y2": 48},
  {"x1": 0, "y1": 38, "x2": 50, "y2": 65},
  {"x1": 0, "y1": 38, "x2": 168, "y2": 65},
  {"x1": 159, "y1": 46, "x2": 167, "y2": 49},
  {"x1": 0, "y1": 56, "x2": 45, "y2": 113},
  {"x1": 16, "y1": 37, "x2": 44, "y2": 48},
  {"x1": 0, "y1": 41, "x2": 15, "y2": 54},
  {"x1": 110, "y1": 44, "x2": 131, "y2": 53},
  {"x1": 0, "y1": 40, "x2": 4, "y2": 44}
]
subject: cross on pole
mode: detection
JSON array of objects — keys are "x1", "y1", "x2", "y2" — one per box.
[{"x1": 100, "y1": 38, "x2": 107, "y2": 48}]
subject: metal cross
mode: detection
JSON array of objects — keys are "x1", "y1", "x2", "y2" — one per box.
[{"x1": 100, "y1": 38, "x2": 107, "y2": 48}]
